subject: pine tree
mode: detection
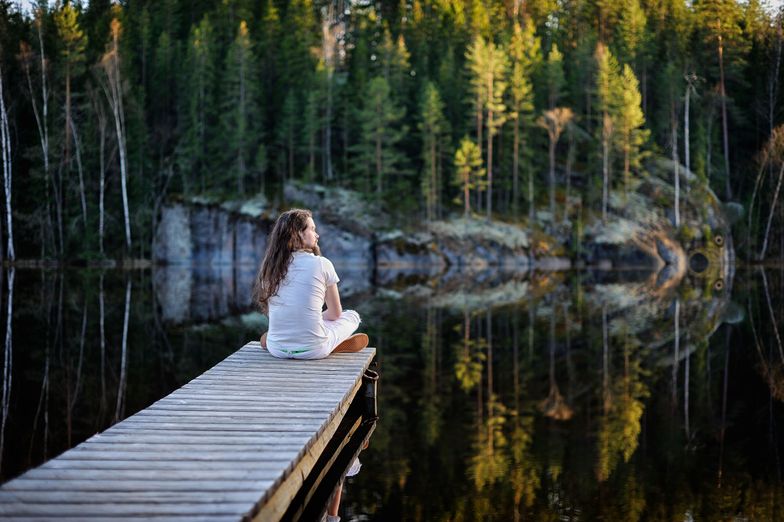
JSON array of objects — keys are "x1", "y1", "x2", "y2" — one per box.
[
  {"x1": 453, "y1": 137, "x2": 484, "y2": 218},
  {"x1": 615, "y1": 64, "x2": 649, "y2": 196},
  {"x1": 419, "y1": 81, "x2": 448, "y2": 222},
  {"x1": 180, "y1": 15, "x2": 216, "y2": 193},
  {"x1": 54, "y1": 1, "x2": 86, "y2": 171},
  {"x1": 276, "y1": 91, "x2": 298, "y2": 183},
  {"x1": 698, "y1": 0, "x2": 749, "y2": 200},
  {"x1": 466, "y1": 35, "x2": 507, "y2": 217},
  {"x1": 280, "y1": 0, "x2": 317, "y2": 94},
  {"x1": 220, "y1": 20, "x2": 259, "y2": 195},
  {"x1": 595, "y1": 43, "x2": 622, "y2": 223},
  {"x1": 508, "y1": 20, "x2": 542, "y2": 221},
  {"x1": 544, "y1": 43, "x2": 565, "y2": 109}
]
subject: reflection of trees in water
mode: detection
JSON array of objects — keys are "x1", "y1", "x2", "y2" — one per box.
[
  {"x1": 0, "y1": 268, "x2": 14, "y2": 473},
  {"x1": 0, "y1": 270, "x2": 242, "y2": 482},
  {"x1": 114, "y1": 278, "x2": 131, "y2": 422},
  {"x1": 352, "y1": 270, "x2": 784, "y2": 520}
]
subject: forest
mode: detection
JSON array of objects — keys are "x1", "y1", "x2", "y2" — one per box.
[{"x1": 0, "y1": 0, "x2": 782, "y2": 261}]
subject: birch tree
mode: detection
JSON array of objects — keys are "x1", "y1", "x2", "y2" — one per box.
[
  {"x1": 758, "y1": 126, "x2": 784, "y2": 260},
  {"x1": 0, "y1": 58, "x2": 13, "y2": 261},
  {"x1": 88, "y1": 85, "x2": 108, "y2": 256},
  {"x1": 99, "y1": 17, "x2": 132, "y2": 252},
  {"x1": 19, "y1": 11, "x2": 57, "y2": 255}
]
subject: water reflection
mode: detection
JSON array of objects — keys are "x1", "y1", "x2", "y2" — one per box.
[
  {"x1": 343, "y1": 268, "x2": 784, "y2": 520},
  {"x1": 0, "y1": 269, "x2": 243, "y2": 482},
  {"x1": 1, "y1": 266, "x2": 783, "y2": 520}
]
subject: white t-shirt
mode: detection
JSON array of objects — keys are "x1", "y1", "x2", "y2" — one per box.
[{"x1": 267, "y1": 251, "x2": 340, "y2": 353}]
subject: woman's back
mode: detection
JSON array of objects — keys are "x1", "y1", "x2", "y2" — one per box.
[{"x1": 267, "y1": 251, "x2": 339, "y2": 352}]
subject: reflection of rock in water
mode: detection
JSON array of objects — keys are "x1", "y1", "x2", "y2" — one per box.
[
  {"x1": 154, "y1": 263, "x2": 371, "y2": 325},
  {"x1": 581, "y1": 157, "x2": 734, "y2": 292}
]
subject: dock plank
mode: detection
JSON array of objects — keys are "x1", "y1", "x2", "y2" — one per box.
[{"x1": 0, "y1": 343, "x2": 376, "y2": 521}]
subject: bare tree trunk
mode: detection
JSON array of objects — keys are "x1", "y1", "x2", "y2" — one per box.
[
  {"x1": 463, "y1": 167, "x2": 470, "y2": 218},
  {"x1": 0, "y1": 64, "x2": 13, "y2": 261},
  {"x1": 548, "y1": 133, "x2": 557, "y2": 218},
  {"x1": 718, "y1": 32, "x2": 732, "y2": 200},
  {"x1": 322, "y1": 4, "x2": 338, "y2": 181},
  {"x1": 760, "y1": 162, "x2": 784, "y2": 260},
  {"x1": 375, "y1": 130, "x2": 382, "y2": 196},
  {"x1": 528, "y1": 150, "x2": 534, "y2": 221},
  {"x1": 487, "y1": 106, "x2": 494, "y2": 219},
  {"x1": 672, "y1": 105, "x2": 680, "y2": 228},
  {"x1": 429, "y1": 139, "x2": 436, "y2": 222},
  {"x1": 684, "y1": 84, "x2": 691, "y2": 177},
  {"x1": 69, "y1": 119, "x2": 88, "y2": 235},
  {"x1": 22, "y1": 24, "x2": 55, "y2": 256},
  {"x1": 37, "y1": 20, "x2": 55, "y2": 256},
  {"x1": 0, "y1": 268, "x2": 14, "y2": 471},
  {"x1": 238, "y1": 47, "x2": 247, "y2": 195},
  {"x1": 672, "y1": 299, "x2": 680, "y2": 406},
  {"x1": 760, "y1": 267, "x2": 784, "y2": 364},
  {"x1": 564, "y1": 128, "x2": 575, "y2": 223},
  {"x1": 684, "y1": 338, "x2": 691, "y2": 441},
  {"x1": 101, "y1": 22, "x2": 132, "y2": 253},
  {"x1": 707, "y1": 104, "x2": 714, "y2": 184},
  {"x1": 513, "y1": 116, "x2": 520, "y2": 219},
  {"x1": 114, "y1": 278, "x2": 131, "y2": 422},
  {"x1": 99, "y1": 273, "x2": 107, "y2": 416},
  {"x1": 97, "y1": 101, "x2": 107, "y2": 256},
  {"x1": 602, "y1": 114, "x2": 612, "y2": 223}
]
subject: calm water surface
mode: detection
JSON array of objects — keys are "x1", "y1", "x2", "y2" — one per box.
[{"x1": 1, "y1": 265, "x2": 783, "y2": 520}]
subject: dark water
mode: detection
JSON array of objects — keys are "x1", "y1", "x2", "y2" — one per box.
[{"x1": 1, "y1": 266, "x2": 783, "y2": 520}]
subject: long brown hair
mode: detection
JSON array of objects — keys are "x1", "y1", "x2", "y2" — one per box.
[{"x1": 253, "y1": 209, "x2": 320, "y2": 313}]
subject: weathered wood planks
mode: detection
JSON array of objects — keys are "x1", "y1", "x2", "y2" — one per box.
[{"x1": 0, "y1": 342, "x2": 376, "y2": 521}]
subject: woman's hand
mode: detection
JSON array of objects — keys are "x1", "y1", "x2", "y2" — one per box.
[{"x1": 324, "y1": 284, "x2": 343, "y2": 321}]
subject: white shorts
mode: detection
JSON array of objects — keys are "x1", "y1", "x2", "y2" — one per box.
[{"x1": 268, "y1": 310, "x2": 361, "y2": 360}]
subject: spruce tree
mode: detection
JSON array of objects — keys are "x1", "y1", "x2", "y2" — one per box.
[
  {"x1": 419, "y1": 81, "x2": 448, "y2": 222},
  {"x1": 180, "y1": 15, "x2": 215, "y2": 193},
  {"x1": 351, "y1": 76, "x2": 406, "y2": 198}
]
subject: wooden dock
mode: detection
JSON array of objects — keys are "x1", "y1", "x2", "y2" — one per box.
[{"x1": 0, "y1": 342, "x2": 378, "y2": 521}]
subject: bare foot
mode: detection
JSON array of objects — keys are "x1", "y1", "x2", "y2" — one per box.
[
  {"x1": 333, "y1": 333, "x2": 369, "y2": 353},
  {"x1": 260, "y1": 332, "x2": 268, "y2": 350}
]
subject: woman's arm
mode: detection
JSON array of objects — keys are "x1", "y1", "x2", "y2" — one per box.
[{"x1": 324, "y1": 283, "x2": 343, "y2": 321}]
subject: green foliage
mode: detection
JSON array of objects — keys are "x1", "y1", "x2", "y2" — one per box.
[
  {"x1": 2, "y1": 0, "x2": 783, "y2": 259},
  {"x1": 351, "y1": 76, "x2": 407, "y2": 197},
  {"x1": 419, "y1": 81, "x2": 448, "y2": 221},
  {"x1": 220, "y1": 20, "x2": 260, "y2": 195},
  {"x1": 453, "y1": 137, "x2": 484, "y2": 216},
  {"x1": 544, "y1": 43, "x2": 564, "y2": 109}
]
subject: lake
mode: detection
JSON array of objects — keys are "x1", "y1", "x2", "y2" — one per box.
[{"x1": 0, "y1": 264, "x2": 782, "y2": 520}]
